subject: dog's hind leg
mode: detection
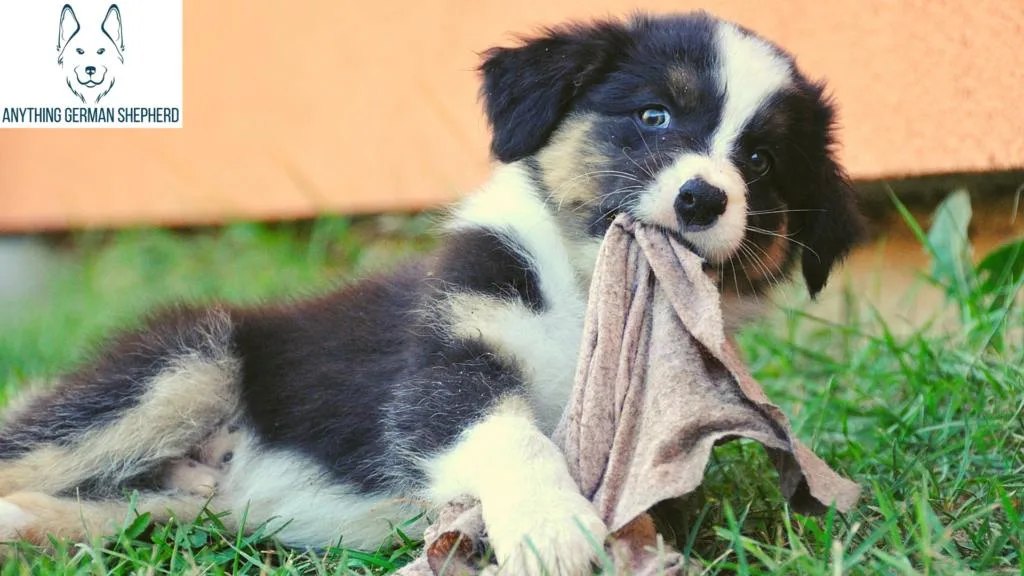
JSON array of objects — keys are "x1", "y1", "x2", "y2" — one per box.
[
  {"x1": 0, "y1": 306, "x2": 240, "y2": 498},
  {"x1": 0, "y1": 490, "x2": 232, "y2": 551}
]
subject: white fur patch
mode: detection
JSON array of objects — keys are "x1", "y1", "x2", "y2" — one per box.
[
  {"x1": 445, "y1": 291, "x2": 582, "y2": 431},
  {"x1": 222, "y1": 437, "x2": 426, "y2": 549},
  {"x1": 711, "y1": 22, "x2": 793, "y2": 157},
  {"x1": 447, "y1": 162, "x2": 584, "y2": 304},
  {"x1": 425, "y1": 399, "x2": 607, "y2": 575},
  {"x1": 446, "y1": 163, "x2": 590, "y2": 430}
]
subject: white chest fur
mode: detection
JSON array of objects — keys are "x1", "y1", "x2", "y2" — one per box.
[{"x1": 444, "y1": 163, "x2": 595, "y2": 432}]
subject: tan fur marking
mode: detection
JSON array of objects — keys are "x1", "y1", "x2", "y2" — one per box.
[
  {"x1": 756, "y1": 235, "x2": 789, "y2": 282},
  {"x1": 718, "y1": 218, "x2": 792, "y2": 333},
  {"x1": 742, "y1": 217, "x2": 790, "y2": 286},
  {"x1": 536, "y1": 115, "x2": 604, "y2": 210},
  {"x1": 0, "y1": 357, "x2": 239, "y2": 496},
  {"x1": 666, "y1": 66, "x2": 697, "y2": 106},
  {"x1": 0, "y1": 447, "x2": 64, "y2": 497},
  {"x1": 0, "y1": 491, "x2": 227, "y2": 551}
]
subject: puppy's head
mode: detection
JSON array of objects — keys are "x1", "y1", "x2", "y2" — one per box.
[
  {"x1": 480, "y1": 12, "x2": 865, "y2": 298},
  {"x1": 57, "y1": 4, "x2": 124, "y2": 103}
]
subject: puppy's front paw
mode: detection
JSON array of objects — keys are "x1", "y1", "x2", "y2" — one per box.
[{"x1": 485, "y1": 488, "x2": 607, "y2": 576}]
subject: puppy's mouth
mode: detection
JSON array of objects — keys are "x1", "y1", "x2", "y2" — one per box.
[
  {"x1": 627, "y1": 204, "x2": 745, "y2": 266},
  {"x1": 628, "y1": 156, "x2": 749, "y2": 266}
]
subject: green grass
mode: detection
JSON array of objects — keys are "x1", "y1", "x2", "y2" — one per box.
[{"x1": 0, "y1": 197, "x2": 1021, "y2": 575}]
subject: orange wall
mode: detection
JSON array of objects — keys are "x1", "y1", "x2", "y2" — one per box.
[{"x1": 2, "y1": 0, "x2": 1022, "y2": 232}]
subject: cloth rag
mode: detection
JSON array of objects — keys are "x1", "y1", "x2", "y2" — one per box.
[{"x1": 397, "y1": 215, "x2": 860, "y2": 575}]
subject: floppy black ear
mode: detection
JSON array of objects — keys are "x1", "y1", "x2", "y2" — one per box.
[
  {"x1": 798, "y1": 87, "x2": 864, "y2": 297},
  {"x1": 800, "y1": 155, "x2": 866, "y2": 298},
  {"x1": 479, "y1": 21, "x2": 627, "y2": 163}
]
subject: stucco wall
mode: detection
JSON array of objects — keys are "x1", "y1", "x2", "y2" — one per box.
[{"x1": 1, "y1": 0, "x2": 1022, "y2": 231}]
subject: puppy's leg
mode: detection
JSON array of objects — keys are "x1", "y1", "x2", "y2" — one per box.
[
  {"x1": 162, "y1": 459, "x2": 224, "y2": 498},
  {"x1": 0, "y1": 490, "x2": 227, "y2": 549},
  {"x1": 428, "y1": 397, "x2": 608, "y2": 576},
  {"x1": 163, "y1": 421, "x2": 243, "y2": 497},
  {"x1": 0, "y1": 307, "x2": 239, "y2": 499}
]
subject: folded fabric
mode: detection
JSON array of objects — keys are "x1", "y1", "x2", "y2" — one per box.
[{"x1": 398, "y1": 215, "x2": 860, "y2": 575}]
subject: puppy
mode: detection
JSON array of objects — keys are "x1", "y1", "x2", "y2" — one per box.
[
  {"x1": 1, "y1": 11, "x2": 864, "y2": 575},
  {"x1": 57, "y1": 4, "x2": 124, "y2": 104}
]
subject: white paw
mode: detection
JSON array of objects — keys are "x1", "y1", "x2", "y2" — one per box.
[
  {"x1": 0, "y1": 498, "x2": 33, "y2": 541},
  {"x1": 485, "y1": 488, "x2": 607, "y2": 576}
]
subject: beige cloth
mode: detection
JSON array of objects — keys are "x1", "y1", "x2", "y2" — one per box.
[{"x1": 398, "y1": 215, "x2": 860, "y2": 575}]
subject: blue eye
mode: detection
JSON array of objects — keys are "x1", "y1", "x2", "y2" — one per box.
[
  {"x1": 97, "y1": 48, "x2": 105, "y2": 55},
  {"x1": 638, "y1": 107, "x2": 671, "y2": 128},
  {"x1": 76, "y1": 48, "x2": 84, "y2": 55},
  {"x1": 747, "y1": 148, "x2": 773, "y2": 175}
]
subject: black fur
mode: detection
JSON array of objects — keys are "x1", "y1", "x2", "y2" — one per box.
[
  {"x1": 481, "y1": 12, "x2": 866, "y2": 298},
  {"x1": 433, "y1": 228, "x2": 546, "y2": 312},
  {"x1": 480, "y1": 20, "x2": 631, "y2": 163},
  {"x1": 233, "y1": 269, "x2": 423, "y2": 493},
  {"x1": 213, "y1": 227, "x2": 543, "y2": 493},
  {"x1": 792, "y1": 88, "x2": 866, "y2": 296}
]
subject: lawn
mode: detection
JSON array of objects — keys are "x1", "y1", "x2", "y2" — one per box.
[{"x1": 0, "y1": 195, "x2": 1021, "y2": 575}]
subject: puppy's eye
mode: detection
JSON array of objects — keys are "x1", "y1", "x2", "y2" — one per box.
[
  {"x1": 637, "y1": 107, "x2": 671, "y2": 129},
  {"x1": 746, "y1": 148, "x2": 772, "y2": 175},
  {"x1": 76, "y1": 48, "x2": 84, "y2": 55},
  {"x1": 97, "y1": 48, "x2": 105, "y2": 55}
]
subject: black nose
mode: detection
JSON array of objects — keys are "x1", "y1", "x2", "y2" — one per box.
[
  {"x1": 85, "y1": 66, "x2": 96, "y2": 75},
  {"x1": 675, "y1": 179, "x2": 727, "y2": 228}
]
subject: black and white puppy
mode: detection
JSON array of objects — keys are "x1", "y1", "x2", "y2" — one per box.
[{"x1": 0, "y1": 11, "x2": 863, "y2": 575}]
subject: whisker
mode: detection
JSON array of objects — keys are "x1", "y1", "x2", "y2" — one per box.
[
  {"x1": 728, "y1": 253, "x2": 741, "y2": 298},
  {"x1": 747, "y1": 207, "x2": 827, "y2": 216},
  {"x1": 550, "y1": 170, "x2": 644, "y2": 211},
  {"x1": 653, "y1": 134, "x2": 667, "y2": 172},
  {"x1": 741, "y1": 239, "x2": 782, "y2": 293},
  {"x1": 735, "y1": 243, "x2": 763, "y2": 301},
  {"x1": 745, "y1": 225, "x2": 800, "y2": 238},
  {"x1": 631, "y1": 124, "x2": 660, "y2": 178},
  {"x1": 620, "y1": 147, "x2": 655, "y2": 179},
  {"x1": 560, "y1": 186, "x2": 646, "y2": 217},
  {"x1": 745, "y1": 226, "x2": 821, "y2": 262},
  {"x1": 740, "y1": 241, "x2": 792, "y2": 311}
]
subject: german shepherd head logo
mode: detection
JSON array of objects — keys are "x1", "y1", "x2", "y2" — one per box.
[{"x1": 57, "y1": 4, "x2": 124, "y2": 104}]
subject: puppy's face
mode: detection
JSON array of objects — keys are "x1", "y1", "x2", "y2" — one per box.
[
  {"x1": 480, "y1": 13, "x2": 865, "y2": 298},
  {"x1": 57, "y1": 4, "x2": 124, "y2": 103}
]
